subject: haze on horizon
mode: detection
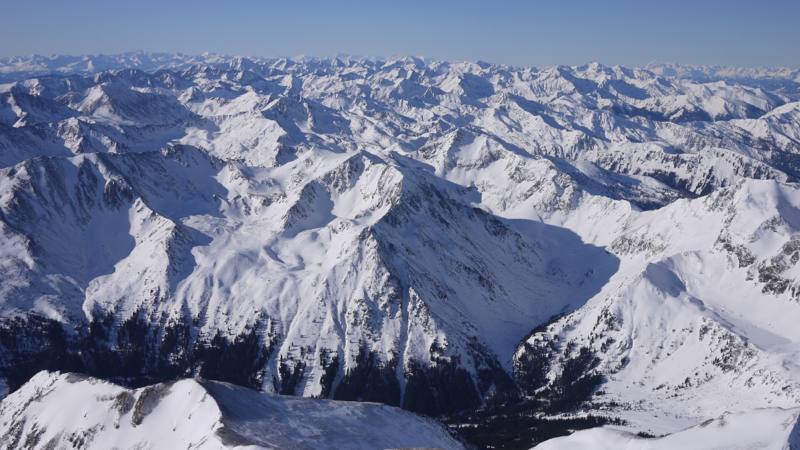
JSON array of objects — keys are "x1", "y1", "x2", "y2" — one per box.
[{"x1": 1, "y1": 0, "x2": 798, "y2": 68}]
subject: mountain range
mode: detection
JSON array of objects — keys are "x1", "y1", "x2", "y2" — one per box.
[{"x1": 0, "y1": 52, "x2": 799, "y2": 449}]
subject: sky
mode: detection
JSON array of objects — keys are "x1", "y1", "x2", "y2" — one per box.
[{"x1": 1, "y1": 0, "x2": 798, "y2": 67}]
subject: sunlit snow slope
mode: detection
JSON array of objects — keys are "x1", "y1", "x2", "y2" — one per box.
[{"x1": 533, "y1": 407, "x2": 800, "y2": 450}]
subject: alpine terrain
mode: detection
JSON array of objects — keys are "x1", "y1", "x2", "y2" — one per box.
[{"x1": 0, "y1": 52, "x2": 799, "y2": 449}]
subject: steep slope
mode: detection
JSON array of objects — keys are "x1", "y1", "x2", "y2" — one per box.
[{"x1": 0, "y1": 371, "x2": 464, "y2": 450}]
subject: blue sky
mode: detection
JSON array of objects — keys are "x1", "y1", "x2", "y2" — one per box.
[{"x1": 1, "y1": 0, "x2": 798, "y2": 67}]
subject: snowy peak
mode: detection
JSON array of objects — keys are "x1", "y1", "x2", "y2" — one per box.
[{"x1": 73, "y1": 82, "x2": 194, "y2": 125}]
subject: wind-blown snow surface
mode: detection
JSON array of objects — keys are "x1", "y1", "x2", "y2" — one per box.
[
  {"x1": 1, "y1": 53, "x2": 800, "y2": 445},
  {"x1": 0, "y1": 371, "x2": 464, "y2": 450},
  {"x1": 533, "y1": 407, "x2": 800, "y2": 450}
]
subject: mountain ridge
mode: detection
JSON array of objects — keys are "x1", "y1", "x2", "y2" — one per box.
[{"x1": 0, "y1": 370, "x2": 465, "y2": 450}]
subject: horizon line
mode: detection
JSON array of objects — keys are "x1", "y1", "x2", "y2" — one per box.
[{"x1": 1, "y1": 51, "x2": 798, "y2": 72}]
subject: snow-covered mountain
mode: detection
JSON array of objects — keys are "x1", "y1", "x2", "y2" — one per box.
[
  {"x1": 0, "y1": 371, "x2": 464, "y2": 449},
  {"x1": 0, "y1": 52, "x2": 799, "y2": 448}
]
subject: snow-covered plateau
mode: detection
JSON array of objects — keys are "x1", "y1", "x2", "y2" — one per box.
[{"x1": 0, "y1": 52, "x2": 799, "y2": 449}]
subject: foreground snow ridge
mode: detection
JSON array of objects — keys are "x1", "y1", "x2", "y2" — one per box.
[
  {"x1": 534, "y1": 407, "x2": 800, "y2": 450},
  {"x1": 0, "y1": 371, "x2": 465, "y2": 450}
]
